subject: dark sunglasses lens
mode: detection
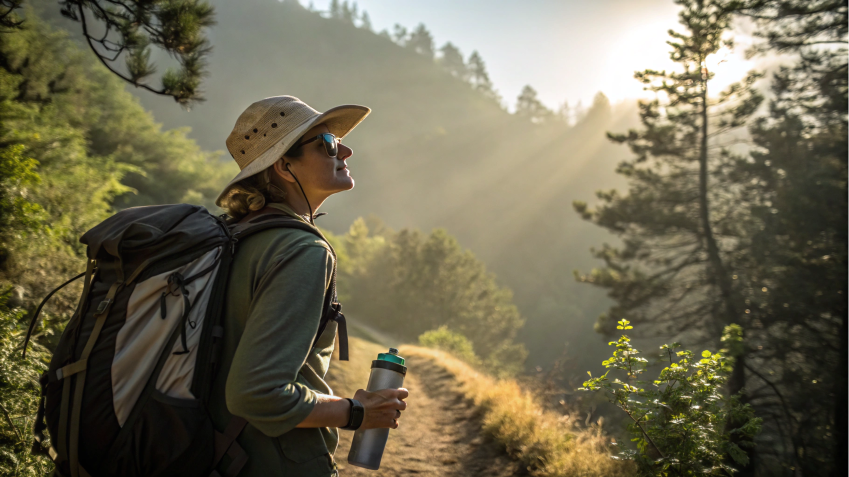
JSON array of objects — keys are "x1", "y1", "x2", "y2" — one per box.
[{"x1": 322, "y1": 133, "x2": 338, "y2": 157}]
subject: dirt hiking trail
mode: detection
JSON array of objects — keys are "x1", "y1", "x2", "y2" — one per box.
[{"x1": 326, "y1": 331, "x2": 528, "y2": 476}]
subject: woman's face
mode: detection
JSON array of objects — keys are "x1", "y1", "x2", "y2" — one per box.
[{"x1": 278, "y1": 123, "x2": 355, "y2": 200}]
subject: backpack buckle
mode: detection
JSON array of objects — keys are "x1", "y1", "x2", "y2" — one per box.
[{"x1": 95, "y1": 298, "x2": 113, "y2": 314}]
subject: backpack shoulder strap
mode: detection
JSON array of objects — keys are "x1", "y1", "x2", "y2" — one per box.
[
  {"x1": 228, "y1": 210, "x2": 349, "y2": 360},
  {"x1": 229, "y1": 211, "x2": 321, "y2": 242}
]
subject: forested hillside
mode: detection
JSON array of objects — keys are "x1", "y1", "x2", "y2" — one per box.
[{"x1": 48, "y1": 0, "x2": 635, "y2": 371}]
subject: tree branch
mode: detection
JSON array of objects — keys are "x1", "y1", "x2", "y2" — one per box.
[{"x1": 0, "y1": 401, "x2": 23, "y2": 442}]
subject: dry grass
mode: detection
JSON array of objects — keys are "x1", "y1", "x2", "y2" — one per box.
[{"x1": 400, "y1": 345, "x2": 635, "y2": 477}]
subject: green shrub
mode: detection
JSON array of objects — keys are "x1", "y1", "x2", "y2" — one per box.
[
  {"x1": 581, "y1": 319, "x2": 762, "y2": 476},
  {"x1": 0, "y1": 292, "x2": 53, "y2": 476},
  {"x1": 418, "y1": 326, "x2": 481, "y2": 366}
]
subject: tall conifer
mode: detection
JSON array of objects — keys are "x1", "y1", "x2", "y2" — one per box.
[
  {"x1": 574, "y1": 0, "x2": 763, "y2": 471},
  {"x1": 467, "y1": 51, "x2": 499, "y2": 102},
  {"x1": 720, "y1": 1, "x2": 847, "y2": 473},
  {"x1": 407, "y1": 23, "x2": 435, "y2": 59},
  {"x1": 515, "y1": 85, "x2": 553, "y2": 124},
  {"x1": 438, "y1": 42, "x2": 467, "y2": 79}
]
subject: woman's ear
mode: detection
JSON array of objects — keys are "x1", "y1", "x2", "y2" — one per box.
[{"x1": 272, "y1": 159, "x2": 296, "y2": 183}]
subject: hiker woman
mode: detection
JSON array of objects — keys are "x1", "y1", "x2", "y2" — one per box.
[{"x1": 212, "y1": 96, "x2": 408, "y2": 476}]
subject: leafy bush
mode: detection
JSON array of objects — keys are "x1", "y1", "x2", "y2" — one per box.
[
  {"x1": 581, "y1": 319, "x2": 762, "y2": 476},
  {"x1": 418, "y1": 326, "x2": 480, "y2": 366},
  {"x1": 0, "y1": 293, "x2": 53, "y2": 476}
]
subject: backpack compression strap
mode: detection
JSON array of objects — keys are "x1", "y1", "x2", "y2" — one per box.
[{"x1": 229, "y1": 211, "x2": 349, "y2": 360}]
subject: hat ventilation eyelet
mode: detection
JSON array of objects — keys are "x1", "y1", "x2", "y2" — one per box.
[
  {"x1": 253, "y1": 128, "x2": 258, "y2": 133},
  {"x1": 280, "y1": 112, "x2": 285, "y2": 116},
  {"x1": 271, "y1": 123, "x2": 277, "y2": 128},
  {"x1": 245, "y1": 135, "x2": 250, "y2": 140},
  {"x1": 240, "y1": 150, "x2": 245, "y2": 154}
]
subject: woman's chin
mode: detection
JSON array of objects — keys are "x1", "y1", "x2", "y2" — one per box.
[{"x1": 335, "y1": 175, "x2": 355, "y2": 191}]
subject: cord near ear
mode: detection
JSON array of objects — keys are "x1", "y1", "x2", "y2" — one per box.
[{"x1": 285, "y1": 162, "x2": 315, "y2": 226}]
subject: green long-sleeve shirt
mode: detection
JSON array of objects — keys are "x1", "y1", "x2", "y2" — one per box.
[{"x1": 209, "y1": 203, "x2": 340, "y2": 476}]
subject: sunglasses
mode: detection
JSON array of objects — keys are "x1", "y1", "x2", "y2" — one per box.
[{"x1": 295, "y1": 132, "x2": 341, "y2": 157}]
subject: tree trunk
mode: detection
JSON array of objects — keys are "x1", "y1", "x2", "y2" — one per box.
[{"x1": 698, "y1": 61, "x2": 756, "y2": 476}]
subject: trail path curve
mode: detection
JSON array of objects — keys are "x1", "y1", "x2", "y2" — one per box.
[{"x1": 326, "y1": 335, "x2": 527, "y2": 476}]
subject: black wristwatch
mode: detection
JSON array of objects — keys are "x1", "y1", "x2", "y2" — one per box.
[{"x1": 341, "y1": 398, "x2": 364, "y2": 431}]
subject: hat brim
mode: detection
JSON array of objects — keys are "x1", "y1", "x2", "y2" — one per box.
[{"x1": 215, "y1": 104, "x2": 371, "y2": 207}]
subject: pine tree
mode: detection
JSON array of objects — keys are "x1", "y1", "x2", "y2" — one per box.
[
  {"x1": 556, "y1": 100, "x2": 572, "y2": 125},
  {"x1": 467, "y1": 50, "x2": 499, "y2": 102},
  {"x1": 329, "y1": 0, "x2": 341, "y2": 19},
  {"x1": 392, "y1": 23, "x2": 408, "y2": 45},
  {"x1": 407, "y1": 23, "x2": 434, "y2": 59},
  {"x1": 340, "y1": 1, "x2": 354, "y2": 24},
  {"x1": 574, "y1": 0, "x2": 764, "y2": 471},
  {"x1": 726, "y1": 77, "x2": 846, "y2": 475},
  {"x1": 515, "y1": 85, "x2": 553, "y2": 124},
  {"x1": 360, "y1": 10, "x2": 372, "y2": 31},
  {"x1": 438, "y1": 42, "x2": 467, "y2": 79},
  {"x1": 719, "y1": 1, "x2": 848, "y2": 474},
  {"x1": 32, "y1": 0, "x2": 218, "y2": 106}
]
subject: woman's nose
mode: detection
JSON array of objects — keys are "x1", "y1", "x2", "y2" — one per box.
[{"x1": 337, "y1": 143, "x2": 353, "y2": 160}]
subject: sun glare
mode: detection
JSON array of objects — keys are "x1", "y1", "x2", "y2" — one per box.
[
  {"x1": 602, "y1": 25, "x2": 757, "y2": 104},
  {"x1": 706, "y1": 46, "x2": 757, "y2": 95}
]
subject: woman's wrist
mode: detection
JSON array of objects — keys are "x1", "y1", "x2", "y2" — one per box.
[
  {"x1": 330, "y1": 396, "x2": 352, "y2": 428},
  {"x1": 295, "y1": 394, "x2": 352, "y2": 428},
  {"x1": 341, "y1": 398, "x2": 364, "y2": 430}
]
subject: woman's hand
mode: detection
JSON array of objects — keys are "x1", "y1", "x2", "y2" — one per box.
[{"x1": 353, "y1": 388, "x2": 409, "y2": 430}]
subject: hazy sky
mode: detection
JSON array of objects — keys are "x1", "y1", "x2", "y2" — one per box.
[{"x1": 306, "y1": 0, "x2": 759, "y2": 111}]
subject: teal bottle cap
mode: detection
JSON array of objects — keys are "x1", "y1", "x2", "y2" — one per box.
[{"x1": 377, "y1": 348, "x2": 405, "y2": 366}]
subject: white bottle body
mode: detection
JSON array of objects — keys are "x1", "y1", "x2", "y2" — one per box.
[{"x1": 347, "y1": 365, "x2": 405, "y2": 469}]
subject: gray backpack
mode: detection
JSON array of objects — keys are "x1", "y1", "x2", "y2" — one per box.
[{"x1": 22, "y1": 204, "x2": 349, "y2": 477}]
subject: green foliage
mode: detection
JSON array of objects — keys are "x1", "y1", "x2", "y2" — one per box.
[
  {"x1": 418, "y1": 325, "x2": 481, "y2": 366},
  {"x1": 576, "y1": 2, "x2": 846, "y2": 473},
  {"x1": 51, "y1": 0, "x2": 216, "y2": 105},
  {"x1": 581, "y1": 320, "x2": 762, "y2": 476},
  {"x1": 0, "y1": 145, "x2": 45, "y2": 251},
  {"x1": 0, "y1": 10, "x2": 234, "y2": 308},
  {"x1": 0, "y1": 293, "x2": 53, "y2": 476},
  {"x1": 330, "y1": 217, "x2": 527, "y2": 376},
  {"x1": 0, "y1": 1, "x2": 24, "y2": 32}
]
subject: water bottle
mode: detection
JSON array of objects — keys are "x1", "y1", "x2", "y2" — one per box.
[{"x1": 347, "y1": 348, "x2": 407, "y2": 470}]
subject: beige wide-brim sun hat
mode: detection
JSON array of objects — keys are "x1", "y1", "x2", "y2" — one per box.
[{"x1": 216, "y1": 95, "x2": 371, "y2": 207}]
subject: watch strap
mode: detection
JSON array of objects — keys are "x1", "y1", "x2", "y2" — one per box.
[{"x1": 341, "y1": 398, "x2": 364, "y2": 431}]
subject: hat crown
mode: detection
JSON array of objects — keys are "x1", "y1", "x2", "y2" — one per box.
[{"x1": 225, "y1": 95, "x2": 320, "y2": 169}]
